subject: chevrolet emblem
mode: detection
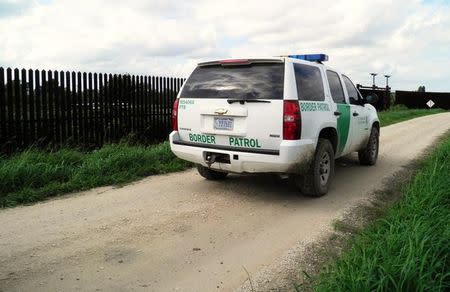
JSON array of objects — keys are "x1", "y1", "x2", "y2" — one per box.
[{"x1": 214, "y1": 108, "x2": 228, "y2": 115}]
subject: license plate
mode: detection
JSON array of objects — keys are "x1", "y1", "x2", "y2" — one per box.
[{"x1": 214, "y1": 117, "x2": 234, "y2": 130}]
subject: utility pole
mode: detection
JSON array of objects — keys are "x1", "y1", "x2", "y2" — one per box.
[
  {"x1": 370, "y1": 73, "x2": 378, "y2": 88},
  {"x1": 384, "y1": 75, "x2": 391, "y2": 88},
  {"x1": 383, "y1": 75, "x2": 392, "y2": 110}
]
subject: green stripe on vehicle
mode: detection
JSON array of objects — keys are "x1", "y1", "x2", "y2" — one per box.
[{"x1": 336, "y1": 104, "x2": 350, "y2": 155}]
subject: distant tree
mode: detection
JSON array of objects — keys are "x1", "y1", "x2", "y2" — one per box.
[{"x1": 417, "y1": 85, "x2": 426, "y2": 92}]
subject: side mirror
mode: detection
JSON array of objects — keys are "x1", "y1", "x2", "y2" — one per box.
[{"x1": 365, "y1": 93, "x2": 379, "y2": 104}]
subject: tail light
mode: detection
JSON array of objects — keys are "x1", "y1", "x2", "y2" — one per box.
[
  {"x1": 219, "y1": 59, "x2": 251, "y2": 66},
  {"x1": 283, "y1": 100, "x2": 301, "y2": 140},
  {"x1": 172, "y1": 99, "x2": 179, "y2": 131}
]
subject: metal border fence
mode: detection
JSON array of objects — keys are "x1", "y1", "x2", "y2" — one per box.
[{"x1": 0, "y1": 67, "x2": 185, "y2": 153}]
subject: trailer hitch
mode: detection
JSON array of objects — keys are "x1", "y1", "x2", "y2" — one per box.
[
  {"x1": 204, "y1": 152, "x2": 230, "y2": 167},
  {"x1": 205, "y1": 153, "x2": 217, "y2": 167}
]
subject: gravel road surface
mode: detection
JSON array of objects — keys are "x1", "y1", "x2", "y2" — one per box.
[{"x1": 1, "y1": 113, "x2": 450, "y2": 292}]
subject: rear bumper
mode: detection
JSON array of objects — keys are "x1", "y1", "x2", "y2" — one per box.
[{"x1": 169, "y1": 132, "x2": 316, "y2": 174}]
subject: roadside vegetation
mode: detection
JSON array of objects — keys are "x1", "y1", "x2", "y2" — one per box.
[
  {"x1": 378, "y1": 104, "x2": 445, "y2": 126},
  {"x1": 0, "y1": 142, "x2": 191, "y2": 208},
  {"x1": 308, "y1": 133, "x2": 450, "y2": 291}
]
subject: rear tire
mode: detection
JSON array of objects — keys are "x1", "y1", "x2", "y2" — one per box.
[
  {"x1": 295, "y1": 138, "x2": 335, "y2": 197},
  {"x1": 196, "y1": 165, "x2": 228, "y2": 180},
  {"x1": 358, "y1": 127, "x2": 379, "y2": 166}
]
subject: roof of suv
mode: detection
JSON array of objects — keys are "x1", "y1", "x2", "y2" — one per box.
[
  {"x1": 198, "y1": 57, "x2": 284, "y2": 67},
  {"x1": 195, "y1": 55, "x2": 342, "y2": 76}
]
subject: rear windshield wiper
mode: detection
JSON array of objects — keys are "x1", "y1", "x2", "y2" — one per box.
[{"x1": 227, "y1": 98, "x2": 271, "y2": 104}]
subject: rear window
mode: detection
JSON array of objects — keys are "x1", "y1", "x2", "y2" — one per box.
[
  {"x1": 293, "y1": 63, "x2": 325, "y2": 101},
  {"x1": 180, "y1": 63, "x2": 284, "y2": 99},
  {"x1": 326, "y1": 70, "x2": 345, "y2": 104}
]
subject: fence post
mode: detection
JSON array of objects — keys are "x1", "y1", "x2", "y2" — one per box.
[
  {"x1": 113, "y1": 74, "x2": 118, "y2": 140},
  {"x1": 72, "y1": 71, "x2": 78, "y2": 144},
  {"x1": 13, "y1": 69, "x2": 22, "y2": 147},
  {"x1": 34, "y1": 70, "x2": 41, "y2": 143},
  {"x1": 76, "y1": 72, "x2": 82, "y2": 145},
  {"x1": 88, "y1": 72, "x2": 93, "y2": 145},
  {"x1": 150, "y1": 76, "x2": 155, "y2": 140},
  {"x1": 139, "y1": 75, "x2": 144, "y2": 133},
  {"x1": 59, "y1": 71, "x2": 66, "y2": 145},
  {"x1": 6, "y1": 68, "x2": 13, "y2": 148},
  {"x1": 20, "y1": 69, "x2": 29, "y2": 148},
  {"x1": 65, "y1": 71, "x2": 72, "y2": 142},
  {"x1": 158, "y1": 76, "x2": 163, "y2": 140},
  {"x1": 107, "y1": 74, "x2": 113, "y2": 143},
  {"x1": 93, "y1": 73, "x2": 99, "y2": 146},
  {"x1": 118, "y1": 74, "x2": 124, "y2": 138},
  {"x1": 47, "y1": 70, "x2": 56, "y2": 144},
  {"x1": 129, "y1": 75, "x2": 135, "y2": 133},
  {"x1": 81, "y1": 72, "x2": 87, "y2": 145},
  {"x1": 144, "y1": 76, "x2": 149, "y2": 131},
  {"x1": 54, "y1": 70, "x2": 61, "y2": 146},
  {"x1": 28, "y1": 69, "x2": 35, "y2": 144},
  {"x1": 98, "y1": 73, "x2": 104, "y2": 145},
  {"x1": 0, "y1": 68, "x2": 5, "y2": 145},
  {"x1": 163, "y1": 76, "x2": 167, "y2": 139}
]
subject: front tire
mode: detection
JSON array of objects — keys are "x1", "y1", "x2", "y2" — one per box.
[
  {"x1": 295, "y1": 138, "x2": 335, "y2": 197},
  {"x1": 358, "y1": 127, "x2": 379, "y2": 166},
  {"x1": 196, "y1": 165, "x2": 228, "y2": 180}
]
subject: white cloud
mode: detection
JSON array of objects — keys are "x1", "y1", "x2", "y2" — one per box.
[{"x1": 0, "y1": 0, "x2": 449, "y2": 90}]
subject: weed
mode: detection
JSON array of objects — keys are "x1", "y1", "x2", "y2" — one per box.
[{"x1": 0, "y1": 142, "x2": 191, "y2": 208}]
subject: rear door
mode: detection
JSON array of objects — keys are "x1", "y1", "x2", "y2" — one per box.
[
  {"x1": 177, "y1": 60, "x2": 284, "y2": 152},
  {"x1": 342, "y1": 75, "x2": 370, "y2": 151},
  {"x1": 292, "y1": 62, "x2": 330, "y2": 140},
  {"x1": 326, "y1": 70, "x2": 352, "y2": 157}
]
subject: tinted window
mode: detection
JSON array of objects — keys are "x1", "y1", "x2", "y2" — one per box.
[
  {"x1": 180, "y1": 63, "x2": 284, "y2": 99},
  {"x1": 326, "y1": 70, "x2": 345, "y2": 103},
  {"x1": 342, "y1": 75, "x2": 360, "y2": 104},
  {"x1": 293, "y1": 63, "x2": 324, "y2": 101}
]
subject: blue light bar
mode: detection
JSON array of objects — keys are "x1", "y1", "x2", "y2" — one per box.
[{"x1": 288, "y1": 54, "x2": 329, "y2": 62}]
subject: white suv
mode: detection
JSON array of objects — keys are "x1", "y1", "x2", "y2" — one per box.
[{"x1": 170, "y1": 54, "x2": 380, "y2": 197}]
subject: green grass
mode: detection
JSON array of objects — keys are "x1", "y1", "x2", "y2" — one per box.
[
  {"x1": 378, "y1": 105, "x2": 445, "y2": 127},
  {"x1": 0, "y1": 142, "x2": 191, "y2": 208},
  {"x1": 311, "y1": 134, "x2": 450, "y2": 291}
]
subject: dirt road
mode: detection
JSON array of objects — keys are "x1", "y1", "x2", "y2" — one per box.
[{"x1": 1, "y1": 113, "x2": 450, "y2": 292}]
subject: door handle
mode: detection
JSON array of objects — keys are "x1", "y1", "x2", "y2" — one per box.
[
  {"x1": 334, "y1": 111, "x2": 341, "y2": 116},
  {"x1": 353, "y1": 112, "x2": 359, "y2": 117}
]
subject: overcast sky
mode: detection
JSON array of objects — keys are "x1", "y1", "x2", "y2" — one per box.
[{"x1": 1, "y1": 0, "x2": 449, "y2": 91}]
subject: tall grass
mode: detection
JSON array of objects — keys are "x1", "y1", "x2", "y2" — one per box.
[
  {"x1": 312, "y1": 135, "x2": 450, "y2": 291},
  {"x1": 0, "y1": 142, "x2": 191, "y2": 208},
  {"x1": 378, "y1": 104, "x2": 445, "y2": 127}
]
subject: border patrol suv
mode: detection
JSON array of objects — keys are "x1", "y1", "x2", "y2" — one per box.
[{"x1": 170, "y1": 54, "x2": 380, "y2": 197}]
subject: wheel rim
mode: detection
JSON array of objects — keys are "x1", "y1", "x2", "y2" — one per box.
[{"x1": 319, "y1": 152, "x2": 330, "y2": 186}]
